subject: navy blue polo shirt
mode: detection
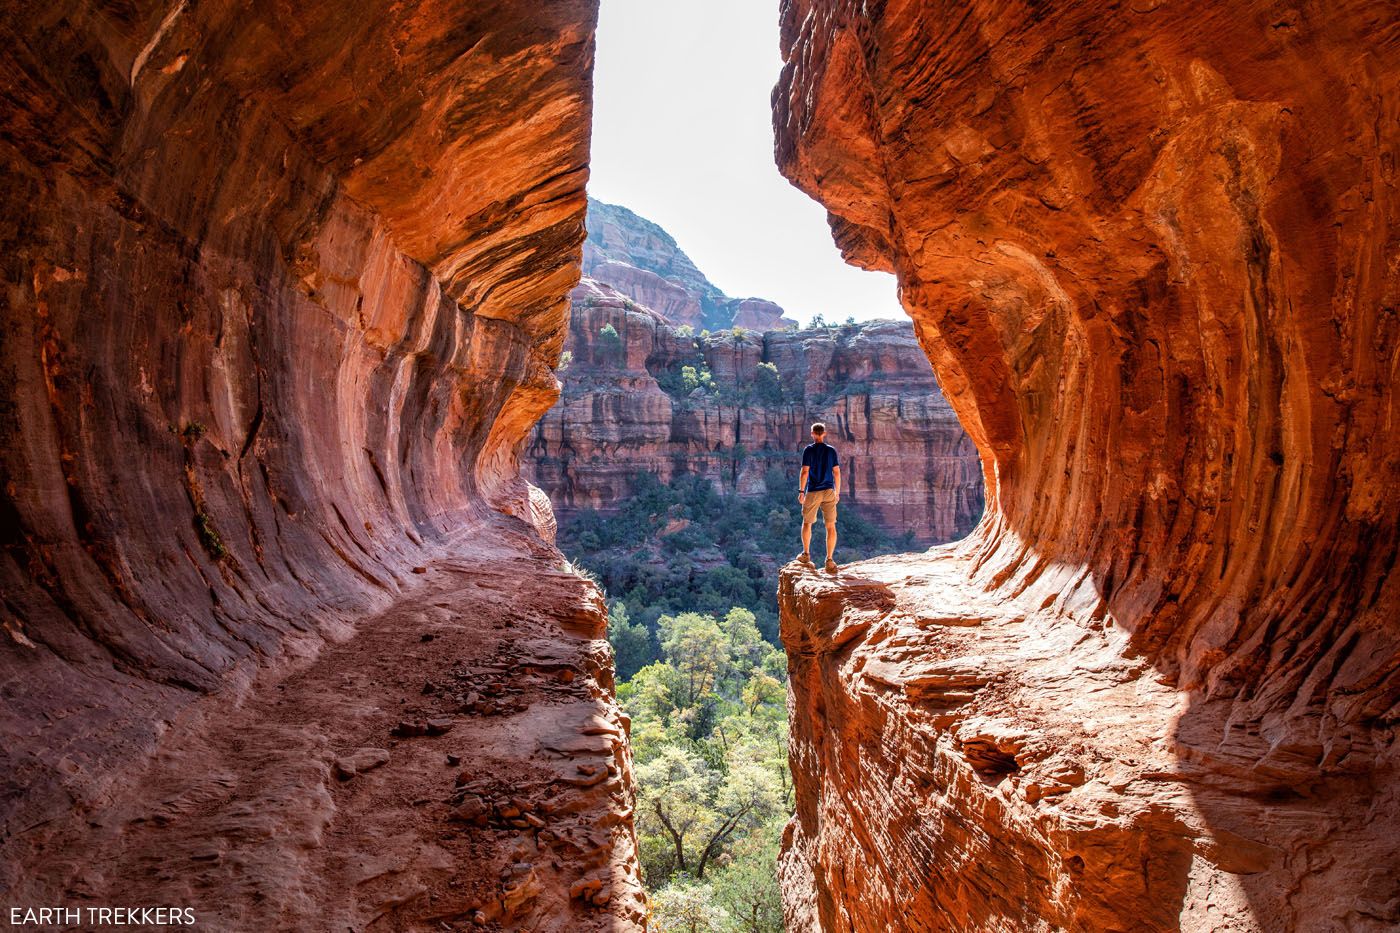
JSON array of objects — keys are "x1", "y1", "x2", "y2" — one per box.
[{"x1": 801, "y1": 441, "x2": 839, "y2": 492}]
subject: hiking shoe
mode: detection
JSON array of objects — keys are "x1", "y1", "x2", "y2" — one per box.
[
  {"x1": 825, "y1": 558, "x2": 839, "y2": 574},
  {"x1": 797, "y1": 553, "x2": 813, "y2": 566}
]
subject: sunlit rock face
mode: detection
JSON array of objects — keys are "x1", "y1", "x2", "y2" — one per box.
[
  {"x1": 0, "y1": 1, "x2": 645, "y2": 927},
  {"x1": 528, "y1": 278, "x2": 984, "y2": 544},
  {"x1": 774, "y1": 0, "x2": 1399, "y2": 930},
  {"x1": 583, "y1": 198, "x2": 796, "y2": 331}
]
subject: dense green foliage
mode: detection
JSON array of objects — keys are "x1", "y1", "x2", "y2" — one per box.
[
  {"x1": 561, "y1": 468, "x2": 916, "y2": 677},
  {"x1": 556, "y1": 463, "x2": 917, "y2": 930},
  {"x1": 753, "y1": 362, "x2": 783, "y2": 404},
  {"x1": 615, "y1": 608, "x2": 789, "y2": 932}
]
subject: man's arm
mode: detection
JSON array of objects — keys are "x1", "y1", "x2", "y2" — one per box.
[
  {"x1": 832, "y1": 465, "x2": 841, "y2": 501},
  {"x1": 798, "y1": 466, "x2": 809, "y2": 502}
]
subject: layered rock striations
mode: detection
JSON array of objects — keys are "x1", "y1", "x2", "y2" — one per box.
[
  {"x1": 528, "y1": 276, "x2": 984, "y2": 545},
  {"x1": 1, "y1": 1, "x2": 643, "y2": 927},
  {"x1": 774, "y1": 1, "x2": 1399, "y2": 930},
  {"x1": 583, "y1": 198, "x2": 794, "y2": 332}
]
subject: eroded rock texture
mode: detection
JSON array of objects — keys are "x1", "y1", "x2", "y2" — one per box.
[
  {"x1": 584, "y1": 198, "x2": 795, "y2": 332},
  {"x1": 775, "y1": 1, "x2": 1399, "y2": 930},
  {"x1": 530, "y1": 282, "x2": 982, "y2": 543},
  {"x1": 0, "y1": 1, "x2": 644, "y2": 927}
]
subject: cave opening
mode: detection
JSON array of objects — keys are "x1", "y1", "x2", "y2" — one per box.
[
  {"x1": 526, "y1": 1, "x2": 994, "y2": 927},
  {"x1": 3, "y1": 0, "x2": 1394, "y2": 930}
]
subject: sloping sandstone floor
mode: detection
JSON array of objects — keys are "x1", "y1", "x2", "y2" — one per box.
[{"x1": 8, "y1": 519, "x2": 645, "y2": 932}]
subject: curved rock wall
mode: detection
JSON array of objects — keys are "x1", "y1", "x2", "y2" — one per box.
[
  {"x1": 1, "y1": 2, "x2": 644, "y2": 926},
  {"x1": 774, "y1": 0, "x2": 1399, "y2": 929}
]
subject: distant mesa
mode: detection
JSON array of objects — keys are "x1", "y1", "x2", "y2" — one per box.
[
  {"x1": 528, "y1": 199, "x2": 985, "y2": 545},
  {"x1": 581, "y1": 198, "x2": 798, "y2": 332}
]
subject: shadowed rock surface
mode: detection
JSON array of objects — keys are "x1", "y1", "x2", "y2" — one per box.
[
  {"x1": 0, "y1": 0, "x2": 644, "y2": 927},
  {"x1": 774, "y1": 0, "x2": 1399, "y2": 930}
]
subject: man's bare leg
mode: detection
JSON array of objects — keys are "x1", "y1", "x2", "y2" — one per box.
[
  {"x1": 825, "y1": 520, "x2": 837, "y2": 562},
  {"x1": 801, "y1": 519, "x2": 813, "y2": 562}
]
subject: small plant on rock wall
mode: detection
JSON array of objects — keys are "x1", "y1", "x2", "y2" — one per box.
[
  {"x1": 562, "y1": 559, "x2": 601, "y2": 588},
  {"x1": 676, "y1": 325, "x2": 694, "y2": 338},
  {"x1": 195, "y1": 511, "x2": 227, "y2": 560},
  {"x1": 599, "y1": 323, "x2": 623, "y2": 361},
  {"x1": 754, "y1": 362, "x2": 782, "y2": 405},
  {"x1": 557, "y1": 350, "x2": 572, "y2": 372},
  {"x1": 731, "y1": 325, "x2": 747, "y2": 339},
  {"x1": 679, "y1": 365, "x2": 716, "y2": 396}
]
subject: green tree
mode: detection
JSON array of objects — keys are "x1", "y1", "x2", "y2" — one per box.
[
  {"x1": 711, "y1": 825, "x2": 785, "y2": 932},
  {"x1": 754, "y1": 362, "x2": 782, "y2": 404},
  {"x1": 603, "y1": 602, "x2": 795, "y2": 913},
  {"x1": 622, "y1": 661, "x2": 681, "y2": 725},
  {"x1": 636, "y1": 743, "x2": 783, "y2": 881},
  {"x1": 741, "y1": 670, "x2": 784, "y2": 715},
  {"x1": 599, "y1": 322, "x2": 622, "y2": 354},
  {"x1": 660, "y1": 613, "x2": 732, "y2": 707},
  {"x1": 760, "y1": 649, "x2": 787, "y2": 681},
  {"x1": 693, "y1": 755, "x2": 783, "y2": 878},
  {"x1": 701, "y1": 566, "x2": 755, "y2": 609},
  {"x1": 649, "y1": 880, "x2": 732, "y2": 933},
  {"x1": 609, "y1": 601, "x2": 653, "y2": 680},
  {"x1": 636, "y1": 744, "x2": 719, "y2": 880},
  {"x1": 721, "y1": 608, "x2": 767, "y2": 680}
]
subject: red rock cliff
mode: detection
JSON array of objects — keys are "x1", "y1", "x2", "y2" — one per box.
[
  {"x1": 583, "y1": 198, "x2": 795, "y2": 331},
  {"x1": 774, "y1": 1, "x2": 1399, "y2": 930},
  {"x1": 529, "y1": 281, "x2": 983, "y2": 544},
  {"x1": 1, "y1": 2, "x2": 644, "y2": 927}
]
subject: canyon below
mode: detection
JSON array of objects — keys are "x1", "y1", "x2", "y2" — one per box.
[{"x1": 1, "y1": 2, "x2": 1397, "y2": 933}]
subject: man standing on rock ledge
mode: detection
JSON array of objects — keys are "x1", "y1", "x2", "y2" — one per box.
[{"x1": 797, "y1": 422, "x2": 841, "y2": 573}]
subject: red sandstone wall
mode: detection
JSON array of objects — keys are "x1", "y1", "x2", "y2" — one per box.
[
  {"x1": 0, "y1": 0, "x2": 597, "y2": 887},
  {"x1": 774, "y1": 0, "x2": 1399, "y2": 929}
]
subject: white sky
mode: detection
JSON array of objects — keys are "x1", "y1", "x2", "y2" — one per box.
[{"x1": 587, "y1": 0, "x2": 905, "y2": 324}]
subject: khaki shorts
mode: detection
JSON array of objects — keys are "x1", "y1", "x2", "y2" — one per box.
[{"x1": 802, "y1": 488, "x2": 838, "y2": 525}]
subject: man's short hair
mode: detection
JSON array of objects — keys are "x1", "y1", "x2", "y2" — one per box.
[{"x1": 810, "y1": 422, "x2": 825, "y2": 435}]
